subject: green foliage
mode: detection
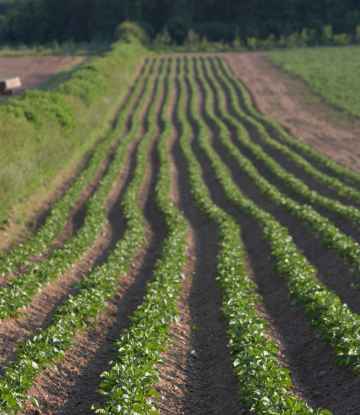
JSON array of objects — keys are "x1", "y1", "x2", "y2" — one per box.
[
  {"x1": 269, "y1": 46, "x2": 360, "y2": 118},
  {"x1": 251, "y1": 53, "x2": 360, "y2": 182},
  {"x1": 177, "y1": 55, "x2": 327, "y2": 414},
  {"x1": 212, "y1": 58, "x2": 360, "y2": 273},
  {"x1": 0, "y1": 58, "x2": 159, "y2": 414},
  {"x1": 0, "y1": 59, "x2": 152, "y2": 278},
  {"x1": 0, "y1": 58, "x2": 158, "y2": 328},
  {"x1": 93, "y1": 57, "x2": 189, "y2": 414},
  {"x1": 184, "y1": 29, "x2": 200, "y2": 47},
  {"x1": 114, "y1": 20, "x2": 149, "y2": 45},
  {"x1": 333, "y1": 33, "x2": 351, "y2": 45},
  {"x1": 322, "y1": 25, "x2": 333, "y2": 44},
  {"x1": 0, "y1": 35, "x2": 146, "y2": 223},
  {"x1": 206, "y1": 56, "x2": 360, "y2": 380},
  {"x1": 0, "y1": 89, "x2": 75, "y2": 133},
  {"x1": 2, "y1": 0, "x2": 360, "y2": 48}
]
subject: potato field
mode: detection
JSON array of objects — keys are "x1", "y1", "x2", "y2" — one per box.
[{"x1": 1, "y1": 54, "x2": 360, "y2": 415}]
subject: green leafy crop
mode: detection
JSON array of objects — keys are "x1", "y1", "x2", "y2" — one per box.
[{"x1": 93, "y1": 57, "x2": 189, "y2": 415}]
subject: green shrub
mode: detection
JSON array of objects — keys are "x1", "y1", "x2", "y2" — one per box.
[{"x1": 114, "y1": 21, "x2": 149, "y2": 45}]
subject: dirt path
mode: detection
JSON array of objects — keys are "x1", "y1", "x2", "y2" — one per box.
[{"x1": 224, "y1": 52, "x2": 360, "y2": 175}]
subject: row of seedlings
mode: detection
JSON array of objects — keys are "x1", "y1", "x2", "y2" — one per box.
[
  {"x1": 92, "y1": 57, "x2": 189, "y2": 414},
  {"x1": 186, "y1": 56, "x2": 360, "y2": 385},
  {"x1": 195, "y1": 57, "x2": 360, "y2": 274},
  {"x1": 0, "y1": 58, "x2": 169, "y2": 414},
  {"x1": 218, "y1": 57, "x2": 360, "y2": 187},
  {"x1": 209, "y1": 57, "x2": 360, "y2": 222},
  {"x1": 0, "y1": 57, "x2": 153, "y2": 277},
  {"x1": 177, "y1": 57, "x2": 330, "y2": 414},
  {"x1": 0, "y1": 59, "x2": 161, "y2": 322}
]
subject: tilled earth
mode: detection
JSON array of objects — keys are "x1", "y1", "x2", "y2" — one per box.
[{"x1": 1, "y1": 54, "x2": 360, "y2": 415}]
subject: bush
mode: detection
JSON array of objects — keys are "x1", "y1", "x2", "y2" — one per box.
[
  {"x1": 333, "y1": 33, "x2": 351, "y2": 45},
  {"x1": 114, "y1": 21, "x2": 149, "y2": 46}
]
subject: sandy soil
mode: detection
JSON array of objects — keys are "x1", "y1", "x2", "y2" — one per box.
[
  {"x1": 0, "y1": 56, "x2": 86, "y2": 98},
  {"x1": 224, "y1": 52, "x2": 360, "y2": 174}
]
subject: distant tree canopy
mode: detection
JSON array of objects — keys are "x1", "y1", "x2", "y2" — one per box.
[{"x1": 1, "y1": 0, "x2": 360, "y2": 44}]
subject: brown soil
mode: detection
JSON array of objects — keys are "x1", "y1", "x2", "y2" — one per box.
[
  {"x1": 2, "y1": 53, "x2": 360, "y2": 415},
  {"x1": 21, "y1": 59, "x2": 168, "y2": 415},
  {"x1": 170, "y1": 64, "x2": 246, "y2": 415},
  {"x1": 191, "y1": 56, "x2": 360, "y2": 414},
  {"x1": 0, "y1": 56, "x2": 86, "y2": 98},
  {"x1": 224, "y1": 52, "x2": 360, "y2": 175}
]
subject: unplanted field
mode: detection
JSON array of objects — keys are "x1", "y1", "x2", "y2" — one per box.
[
  {"x1": 0, "y1": 54, "x2": 360, "y2": 415},
  {"x1": 0, "y1": 56, "x2": 87, "y2": 98}
]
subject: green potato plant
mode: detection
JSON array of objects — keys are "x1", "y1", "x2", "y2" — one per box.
[{"x1": 92, "y1": 57, "x2": 189, "y2": 415}]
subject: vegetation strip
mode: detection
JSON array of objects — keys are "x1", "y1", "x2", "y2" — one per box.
[
  {"x1": 92, "y1": 57, "x2": 189, "y2": 415},
  {"x1": 0, "y1": 57, "x2": 169, "y2": 414},
  {"x1": 195, "y1": 57, "x2": 360, "y2": 274},
  {"x1": 0, "y1": 58, "x2": 153, "y2": 278},
  {"x1": 218, "y1": 57, "x2": 360, "y2": 187},
  {"x1": 208, "y1": 57, "x2": 360, "y2": 222},
  {"x1": 188, "y1": 55, "x2": 360, "y2": 383},
  {"x1": 0, "y1": 59, "x2": 162, "y2": 322},
  {"x1": 177, "y1": 57, "x2": 329, "y2": 414}
]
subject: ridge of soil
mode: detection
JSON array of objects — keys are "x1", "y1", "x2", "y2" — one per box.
[
  {"x1": 174, "y1": 60, "x2": 246, "y2": 415},
  {"x1": 191, "y1": 56, "x2": 360, "y2": 414},
  {"x1": 201, "y1": 58, "x2": 360, "y2": 316},
  {"x1": 23, "y1": 58, "x2": 169, "y2": 415},
  {"x1": 0, "y1": 134, "x2": 139, "y2": 375}
]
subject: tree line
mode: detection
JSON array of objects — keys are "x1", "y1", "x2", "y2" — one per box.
[{"x1": 1, "y1": 0, "x2": 360, "y2": 45}]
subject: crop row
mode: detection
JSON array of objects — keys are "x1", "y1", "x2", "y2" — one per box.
[
  {"x1": 218, "y1": 57, "x2": 360, "y2": 187},
  {"x1": 186, "y1": 55, "x2": 360, "y2": 386},
  {"x1": 209, "y1": 57, "x2": 360, "y2": 223},
  {"x1": 195, "y1": 56, "x2": 360, "y2": 274},
  {"x1": 178, "y1": 57, "x2": 328, "y2": 414},
  {"x1": 0, "y1": 59, "x2": 162, "y2": 322},
  {"x1": 0, "y1": 58, "x2": 169, "y2": 414},
  {"x1": 93, "y1": 57, "x2": 189, "y2": 414},
  {"x1": 0, "y1": 58, "x2": 153, "y2": 278}
]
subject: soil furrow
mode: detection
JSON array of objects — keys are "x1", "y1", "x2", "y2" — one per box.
[
  {"x1": 165, "y1": 62, "x2": 247, "y2": 415},
  {"x1": 194, "y1": 58, "x2": 360, "y2": 315},
  {"x1": 220, "y1": 56, "x2": 360, "y2": 190},
  {"x1": 153, "y1": 64, "x2": 194, "y2": 415},
  {"x1": 0, "y1": 58, "x2": 154, "y2": 290},
  {"x1": 206, "y1": 59, "x2": 360, "y2": 243},
  {"x1": 190, "y1": 59, "x2": 360, "y2": 414},
  {"x1": 22, "y1": 61, "x2": 169, "y2": 415},
  {"x1": 0, "y1": 60, "x2": 162, "y2": 376}
]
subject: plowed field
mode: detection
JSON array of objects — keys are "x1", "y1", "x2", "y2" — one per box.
[{"x1": 1, "y1": 55, "x2": 360, "y2": 415}]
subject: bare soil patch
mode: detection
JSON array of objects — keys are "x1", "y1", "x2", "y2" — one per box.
[
  {"x1": 0, "y1": 56, "x2": 87, "y2": 98},
  {"x1": 224, "y1": 52, "x2": 360, "y2": 174}
]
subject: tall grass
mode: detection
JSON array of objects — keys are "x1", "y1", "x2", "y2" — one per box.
[{"x1": 0, "y1": 35, "x2": 147, "y2": 223}]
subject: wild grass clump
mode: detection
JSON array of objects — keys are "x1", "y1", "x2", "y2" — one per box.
[{"x1": 0, "y1": 34, "x2": 147, "y2": 223}]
